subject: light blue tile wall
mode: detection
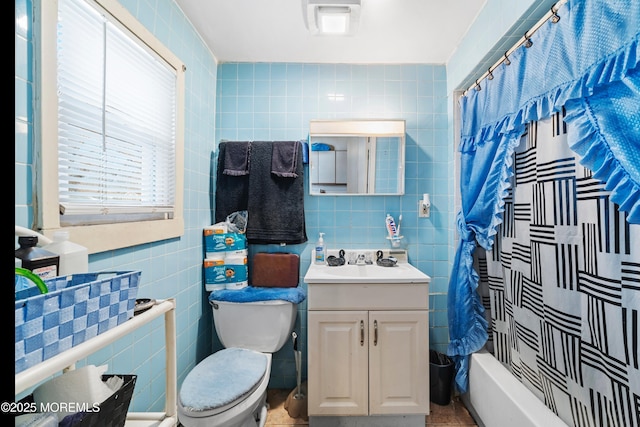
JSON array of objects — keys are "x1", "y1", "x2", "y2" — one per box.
[
  {"x1": 15, "y1": 0, "x2": 218, "y2": 413},
  {"x1": 215, "y1": 62, "x2": 453, "y2": 387}
]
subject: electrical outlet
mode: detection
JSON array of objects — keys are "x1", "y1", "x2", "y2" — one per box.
[{"x1": 419, "y1": 200, "x2": 430, "y2": 218}]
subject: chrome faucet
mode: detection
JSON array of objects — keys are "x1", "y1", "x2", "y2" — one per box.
[
  {"x1": 346, "y1": 251, "x2": 373, "y2": 265},
  {"x1": 355, "y1": 253, "x2": 373, "y2": 265}
]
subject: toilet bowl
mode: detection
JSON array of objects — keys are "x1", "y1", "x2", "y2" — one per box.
[
  {"x1": 177, "y1": 284, "x2": 306, "y2": 427},
  {"x1": 178, "y1": 346, "x2": 273, "y2": 427}
]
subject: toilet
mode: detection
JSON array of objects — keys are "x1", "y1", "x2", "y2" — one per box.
[{"x1": 178, "y1": 254, "x2": 305, "y2": 427}]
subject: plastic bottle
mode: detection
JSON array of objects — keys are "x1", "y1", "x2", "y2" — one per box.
[
  {"x1": 15, "y1": 236, "x2": 60, "y2": 279},
  {"x1": 43, "y1": 231, "x2": 89, "y2": 276},
  {"x1": 315, "y1": 232, "x2": 326, "y2": 264}
]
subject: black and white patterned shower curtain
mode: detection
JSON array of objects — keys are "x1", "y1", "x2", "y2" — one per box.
[{"x1": 476, "y1": 112, "x2": 640, "y2": 427}]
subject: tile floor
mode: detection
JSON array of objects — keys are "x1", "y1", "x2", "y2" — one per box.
[{"x1": 265, "y1": 389, "x2": 478, "y2": 426}]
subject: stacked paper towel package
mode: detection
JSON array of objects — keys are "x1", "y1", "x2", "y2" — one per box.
[{"x1": 203, "y1": 222, "x2": 248, "y2": 291}]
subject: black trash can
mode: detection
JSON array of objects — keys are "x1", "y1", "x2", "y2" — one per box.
[{"x1": 429, "y1": 350, "x2": 455, "y2": 406}]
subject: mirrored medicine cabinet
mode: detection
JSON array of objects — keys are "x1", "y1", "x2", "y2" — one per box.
[{"x1": 308, "y1": 119, "x2": 406, "y2": 196}]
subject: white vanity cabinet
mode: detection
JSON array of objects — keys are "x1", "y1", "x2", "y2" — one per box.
[
  {"x1": 308, "y1": 309, "x2": 428, "y2": 416},
  {"x1": 306, "y1": 276, "x2": 430, "y2": 425},
  {"x1": 308, "y1": 311, "x2": 368, "y2": 415}
]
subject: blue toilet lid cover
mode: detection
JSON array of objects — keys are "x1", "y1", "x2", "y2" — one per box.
[{"x1": 179, "y1": 347, "x2": 268, "y2": 413}]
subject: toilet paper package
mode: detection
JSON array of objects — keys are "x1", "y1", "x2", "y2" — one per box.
[
  {"x1": 204, "y1": 259, "x2": 227, "y2": 291},
  {"x1": 204, "y1": 223, "x2": 227, "y2": 235},
  {"x1": 225, "y1": 280, "x2": 248, "y2": 290},
  {"x1": 224, "y1": 249, "x2": 249, "y2": 258},
  {"x1": 203, "y1": 252, "x2": 248, "y2": 291},
  {"x1": 224, "y1": 254, "x2": 248, "y2": 290},
  {"x1": 204, "y1": 230, "x2": 247, "y2": 258}
]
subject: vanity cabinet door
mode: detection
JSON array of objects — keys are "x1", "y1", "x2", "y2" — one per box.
[
  {"x1": 369, "y1": 310, "x2": 429, "y2": 415},
  {"x1": 308, "y1": 310, "x2": 369, "y2": 416}
]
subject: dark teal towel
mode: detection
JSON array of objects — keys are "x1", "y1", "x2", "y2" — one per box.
[
  {"x1": 214, "y1": 142, "x2": 249, "y2": 224},
  {"x1": 271, "y1": 140, "x2": 300, "y2": 178},
  {"x1": 222, "y1": 141, "x2": 251, "y2": 176},
  {"x1": 246, "y1": 141, "x2": 307, "y2": 244}
]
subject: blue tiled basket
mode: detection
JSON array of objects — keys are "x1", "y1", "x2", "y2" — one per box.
[{"x1": 15, "y1": 271, "x2": 141, "y2": 374}]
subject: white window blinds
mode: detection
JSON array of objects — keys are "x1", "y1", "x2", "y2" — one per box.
[{"x1": 57, "y1": 0, "x2": 176, "y2": 225}]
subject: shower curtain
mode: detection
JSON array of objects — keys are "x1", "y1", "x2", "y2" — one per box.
[
  {"x1": 477, "y1": 114, "x2": 640, "y2": 427},
  {"x1": 448, "y1": 0, "x2": 640, "y2": 409}
]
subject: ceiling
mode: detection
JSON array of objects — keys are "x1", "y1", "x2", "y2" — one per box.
[{"x1": 174, "y1": 0, "x2": 487, "y2": 64}]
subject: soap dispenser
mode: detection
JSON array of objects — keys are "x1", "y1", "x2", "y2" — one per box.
[{"x1": 315, "y1": 232, "x2": 326, "y2": 264}]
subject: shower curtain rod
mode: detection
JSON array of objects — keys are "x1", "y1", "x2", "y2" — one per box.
[{"x1": 462, "y1": 0, "x2": 568, "y2": 96}]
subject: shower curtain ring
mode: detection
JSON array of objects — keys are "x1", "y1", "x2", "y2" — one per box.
[
  {"x1": 550, "y1": 5, "x2": 561, "y2": 23},
  {"x1": 524, "y1": 32, "x2": 533, "y2": 48},
  {"x1": 475, "y1": 79, "x2": 481, "y2": 91},
  {"x1": 487, "y1": 68, "x2": 494, "y2": 80},
  {"x1": 503, "y1": 51, "x2": 511, "y2": 66}
]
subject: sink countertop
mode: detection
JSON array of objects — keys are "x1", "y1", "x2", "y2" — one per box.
[{"x1": 304, "y1": 249, "x2": 430, "y2": 284}]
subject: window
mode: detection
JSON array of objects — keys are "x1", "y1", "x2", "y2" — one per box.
[{"x1": 35, "y1": 0, "x2": 185, "y2": 253}]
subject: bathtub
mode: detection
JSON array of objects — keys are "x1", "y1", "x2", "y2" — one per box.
[{"x1": 461, "y1": 349, "x2": 568, "y2": 427}]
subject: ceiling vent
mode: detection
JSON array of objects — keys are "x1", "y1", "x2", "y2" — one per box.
[{"x1": 303, "y1": 0, "x2": 361, "y2": 36}]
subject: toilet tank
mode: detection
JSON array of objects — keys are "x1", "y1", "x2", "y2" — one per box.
[{"x1": 210, "y1": 299, "x2": 297, "y2": 353}]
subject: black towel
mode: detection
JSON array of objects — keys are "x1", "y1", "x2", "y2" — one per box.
[
  {"x1": 271, "y1": 140, "x2": 300, "y2": 178},
  {"x1": 246, "y1": 141, "x2": 307, "y2": 244},
  {"x1": 222, "y1": 141, "x2": 251, "y2": 176},
  {"x1": 215, "y1": 142, "x2": 249, "y2": 224}
]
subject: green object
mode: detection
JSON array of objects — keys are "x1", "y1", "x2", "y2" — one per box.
[{"x1": 15, "y1": 267, "x2": 48, "y2": 295}]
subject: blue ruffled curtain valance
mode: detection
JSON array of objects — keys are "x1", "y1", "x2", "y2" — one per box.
[{"x1": 449, "y1": 0, "x2": 640, "y2": 393}]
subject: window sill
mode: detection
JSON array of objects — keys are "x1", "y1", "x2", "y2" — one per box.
[{"x1": 41, "y1": 218, "x2": 184, "y2": 254}]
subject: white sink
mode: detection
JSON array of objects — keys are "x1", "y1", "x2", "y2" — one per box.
[
  {"x1": 304, "y1": 250, "x2": 430, "y2": 284},
  {"x1": 304, "y1": 249, "x2": 430, "y2": 310}
]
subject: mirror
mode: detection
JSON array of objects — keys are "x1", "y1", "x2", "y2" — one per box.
[{"x1": 308, "y1": 119, "x2": 405, "y2": 195}]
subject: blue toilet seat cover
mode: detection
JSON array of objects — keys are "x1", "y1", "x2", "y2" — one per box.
[
  {"x1": 209, "y1": 286, "x2": 306, "y2": 304},
  {"x1": 179, "y1": 347, "x2": 268, "y2": 413}
]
